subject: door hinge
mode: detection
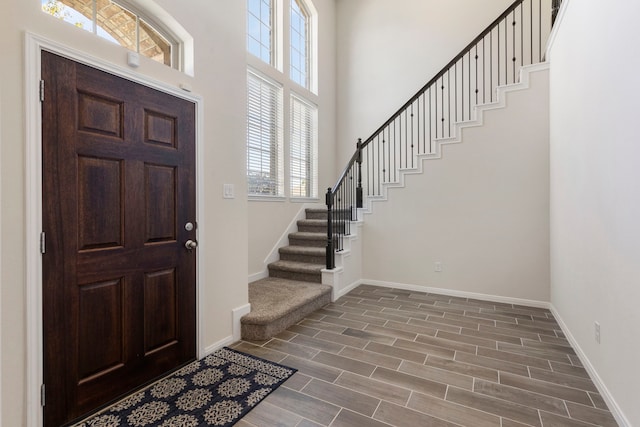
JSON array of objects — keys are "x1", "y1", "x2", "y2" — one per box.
[
  {"x1": 40, "y1": 232, "x2": 46, "y2": 254},
  {"x1": 39, "y1": 80, "x2": 45, "y2": 102},
  {"x1": 41, "y1": 384, "x2": 46, "y2": 407}
]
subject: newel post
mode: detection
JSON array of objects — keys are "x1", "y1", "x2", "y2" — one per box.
[
  {"x1": 356, "y1": 138, "x2": 363, "y2": 209},
  {"x1": 325, "y1": 187, "x2": 335, "y2": 270}
]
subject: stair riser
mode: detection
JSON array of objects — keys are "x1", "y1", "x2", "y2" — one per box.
[
  {"x1": 279, "y1": 252, "x2": 326, "y2": 264},
  {"x1": 289, "y1": 237, "x2": 326, "y2": 248},
  {"x1": 305, "y1": 210, "x2": 328, "y2": 220},
  {"x1": 297, "y1": 224, "x2": 328, "y2": 233},
  {"x1": 268, "y1": 268, "x2": 322, "y2": 283}
]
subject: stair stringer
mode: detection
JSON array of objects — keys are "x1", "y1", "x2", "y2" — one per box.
[
  {"x1": 321, "y1": 219, "x2": 363, "y2": 301},
  {"x1": 360, "y1": 62, "x2": 550, "y2": 214},
  {"x1": 249, "y1": 203, "x2": 321, "y2": 283}
]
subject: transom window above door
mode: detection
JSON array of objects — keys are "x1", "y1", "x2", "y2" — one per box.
[{"x1": 41, "y1": 0, "x2": 180, "y2": 69}]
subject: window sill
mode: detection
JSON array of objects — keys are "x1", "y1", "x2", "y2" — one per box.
[
  {"x1": 290, "y1": 197, "x2": 321, "y2": 203},
  {"x1": 248, "y1": 195, "x2": 287, "y2": 202}
]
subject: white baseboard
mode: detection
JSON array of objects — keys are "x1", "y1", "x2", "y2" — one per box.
[
  {"x1": 203, "y1": 336, "x2": 235, "y2": 357},
  {"x1": 232, "y1": 303, "x2": 252, "y2": 342},
  {"x1": 549, "y1": 306, "x2": 631, "y2": 427},
  {"x1": 334, "y1": 278, "x2": 363, "y2": 300},
  {"x1": 360, "y1": 279, "x2": 550, "y2": 308},
  {"x1": 248, "y1": 270, "x2": 269, "y2": 283}
]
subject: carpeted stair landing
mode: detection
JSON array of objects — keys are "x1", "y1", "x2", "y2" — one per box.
[{"x1": 241, "y1": 277, "x2": 331, "y2": 341}]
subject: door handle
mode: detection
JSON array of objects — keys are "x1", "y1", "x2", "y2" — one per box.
[{"x1": 185, "y1": 239, "x2": 198, "y2": 250}]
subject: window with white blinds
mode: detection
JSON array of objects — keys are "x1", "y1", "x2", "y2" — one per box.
[
  {"x1": 246, "y1": 0, "x2": 318, "y2": 200},
  {"x1": 290, "y1": 95, "x2": 317, "y2": 198},
  {"x1": 247, "y1": 70, "x2": 284, "y2": 196}
]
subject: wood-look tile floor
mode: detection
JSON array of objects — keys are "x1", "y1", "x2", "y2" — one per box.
[{"x1": 230, "y1": 285, "x2": 618, "y2": 427}]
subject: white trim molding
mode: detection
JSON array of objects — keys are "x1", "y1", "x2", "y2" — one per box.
[
  {"x1": 232, "y1": 304, "x2": 252, "y2": 343},
  {"x1": 360, "y1": 279, "x2": 551, "y2": 309},
  {"x1": 24, "y1": 32, "x2": 205, "y2": 427},
  {"x1": 550, "y1": 306, "x2": 632, "y2": 427},
  {"x1": 0, "y1": 79, "x2": 3, "y2": 426}
]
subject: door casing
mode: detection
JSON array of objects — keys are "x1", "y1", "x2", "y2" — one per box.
[{"x1": 24, "y1": 32, "x2": 206, "y2": 427}]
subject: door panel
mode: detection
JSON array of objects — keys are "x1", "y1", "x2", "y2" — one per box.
[{"x1": 42, "y1": 51, "x2": 196, "y2": 426}]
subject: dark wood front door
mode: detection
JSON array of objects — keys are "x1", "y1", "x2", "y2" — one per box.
[{"x1": 41, "y1": 51, "x2": 197, "y2": 426}]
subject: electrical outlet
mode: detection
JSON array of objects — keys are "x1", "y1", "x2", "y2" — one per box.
[
  {"x1": 435, "y1": 262, "x2": 442, "y2": 272},
  {"x1": 594, "y1": 321, "x2": 600, "y2": 344}
]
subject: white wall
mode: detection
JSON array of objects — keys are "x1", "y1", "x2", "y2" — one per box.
[
  {"x1": 0, "y1": 0, "x2": 249, "y2": 424},
  {"x1": 335, "y1": 0, "x2": 513, "y2": 164},
  {"x1": 549, "y1": 1, "x2": 640, "y2": 425},
  {"x1": 248, "y1": 0, "x2": 337, "y2": 278},
  {"x1": 361, "y1": 67, "x2": 550, "y2": 302}
]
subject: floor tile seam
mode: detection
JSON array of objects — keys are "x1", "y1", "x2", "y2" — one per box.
[
  {"x1": 246, "y1": 341, "x2": 300, "y2": 364},
  {"x1": 506, "y1": 372, "x2": 600, "y2": 397},
  {"x1": 432, "y1": 330, "x2": 496, "y2": 350},
  {"x1": 477, "y1": 374, "x2": 574, "y2": 416},
  {"x1": 379, "y1": 306, "x2": 437, "y2": 320},
  {"x1": 565, "y1": 400, "x2": 617, "y2": 421},
  {"x1": 497, "y1": 373, "x2": 598, "y2": 403},
  {"x1": 514, "y1": 322, "x2": 563, "y2": 334},
  {"x1": 372, "y1": 363, "x2": 467, "y2": 398},
  {"x1": 538, "y1": 409, "x2": 609, "y2": 427},
  {"x1": 459, "y1": 328, "x2": 525, "y2": 345},
  {"x1": 454, "y1": 351, "x2": 541, "y2": 377},
  {"x1": 517, "y1": 342, "x2": 577, "y2": 358},
  {"x1": 528, "y1": 367, "x2": 598, "y2": 387},
  {"x1": 423, "y1": 317, "x2": 480, "y2": 331},
  {"x1": 309, "y1": 348, "x2": 380, "y2": 376},
  {"x1": 551, "y1": 365, "x2": 593, "y2": 381},
  {"x1": 267, "y1": 337, "x2": 323, "y2": 359},
  {"x1": 330, "y1": 368, "x2": 413, "y2": 413},
  {"x1": 360, "y1": 310, "x2": 416, "y2": 323},
  {"x1": 294, "y1": 377, "x2": 382, "y2": 419},
  {"x1": 479, "y1": 347, "x2": 557, "y2": 369},
  {"x1": 493, "y1": 325, "x2": 560, "y2": 337},
  {"x1": 425, "y1": 354, "x2": 502, "y2": 383},
  {"x1": 259, "y1": 395, "x2": 323, "y2": 426},
  {"x1": 404, "y1": 387, "x2": 502, "y2": 427},
  {"x1": 397, "y1": 358, "x2": 481, "y2": 388},
  {"x1": 335, "y1": 370, "x2": 414, "y2": 406},
  {"x1": 364, "y1": 323, "x2": 421, "y2": 341},
  {"x1": 311, "y1": 316, "x2": 367, "y2": 331},
  {"x1": 417, "y1": 330, "x2": 482, "y2": 350},
  {"x1": 375, "y1": 392, "x2": 472, "y2": 427},
  {"x1": 444, "y1": 384, "x2": 538, "y2": 425},
  {"x1": 289, "y1": 335, "x2": 348, "y2": 355},
  {"x1": 443, "y1": 313, "x2": 500, "y2": 328},
  {"x1": 462, "y1": 312, "x2": 518, "y2": 325}
]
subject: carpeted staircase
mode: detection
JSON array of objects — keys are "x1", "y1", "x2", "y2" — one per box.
[{"x1": 241, "y1": 208, "x2": 332, "y2": 341}]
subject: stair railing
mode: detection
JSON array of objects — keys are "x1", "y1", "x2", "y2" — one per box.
[{"x1": 326, "y1": 0, "x2": 559, "y2": 270}]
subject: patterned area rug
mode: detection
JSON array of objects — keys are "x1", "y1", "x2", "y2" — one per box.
[{"x1": 74, "y1": 347, "x2": 297, "y2": 427}]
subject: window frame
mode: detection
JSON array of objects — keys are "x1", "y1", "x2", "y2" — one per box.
[
  {"x1": 289, "y1": 0, "x2": 310, "y2": 90},
  {"x1": 246, "y1": 0, "x2": 319, "y2": 201},
  {"x1": 246, "y1": 69, "x2": 285, "y2": 199},
  {"x1": 289, "y1": 93, "x2": 317, "y2": 199},
  {"x1": 41, "y1": 0, "x2": 182, "y2": 70}
]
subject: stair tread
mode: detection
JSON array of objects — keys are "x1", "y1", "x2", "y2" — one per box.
[
  {"x1": 289, "y1": 231, "x2": 326, "y2": 239},
  {"x1": 242, "y1": 278, "x2": 331, "y2": 326},
  {"x1": 279, "y1": 246, "x2": 325, "y2": 255},
  {"x1": 269, "y1": 260, "x2": 324, "y2": 273},
  {"x1": 298, "y1": 219, "x2": 327, "y2": 224}
]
